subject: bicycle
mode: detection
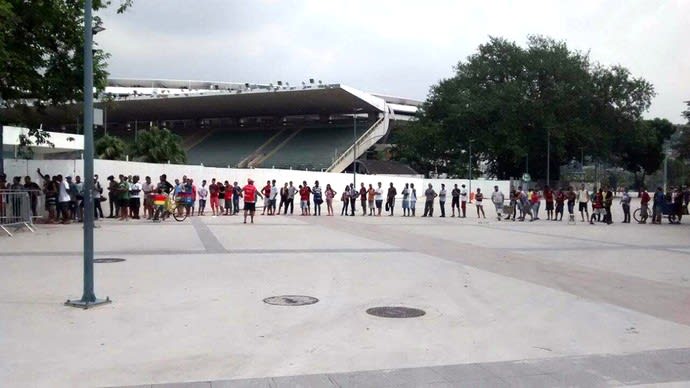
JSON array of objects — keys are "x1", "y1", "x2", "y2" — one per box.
[
  {"x1": 153, "y1": 193, "x2": 189, "y2": 222},
  {"x1": 633, "y1": 202, "x2": 680, "y2": 224}
]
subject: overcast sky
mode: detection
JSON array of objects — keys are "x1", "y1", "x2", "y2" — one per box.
[{"x1": 97, "y1": 0, "x2": 689, "y2": 123}]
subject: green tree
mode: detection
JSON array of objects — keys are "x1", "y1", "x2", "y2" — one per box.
[
  {"x1": 618, "y1": 118, "x2": 675, "y2": 188},
  {"x1": 95, "y1": 134, "x2": 128, "y2": 160},
  {"x1": 131, "y1": 127, "x2": 186, "y2": 164},
  {"x1": 395, "y1": 35, "x2": 655, "y2": 179},
  {"x1": 673, "y1": 102, "x2": 690, "y2": 161},
  {"x1": 0, "y1": 0, "x2": 132, "y2": 170}
]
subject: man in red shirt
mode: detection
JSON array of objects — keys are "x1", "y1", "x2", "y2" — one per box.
[
  {"x1": 639, "y1": 187, "x2": 650, "y2": 224},
  {"x1": 224, "y1": 181, "x2": 233, "y2": 216},
  {"x1": 209, "y1": 178, "x2": 219, "y2": 216},
  {"x1": 544, "y1": 185, "x2": 554, "y2": 220},
  {"x1": 261, "y1": 180, "x2": 272, "y2": 215},
  {"x1": 299, "y1": 182, "x2": 311, "y2": 216},
  {"x1": 243, "y1": 178, "x2": 263, "y2": 224}
]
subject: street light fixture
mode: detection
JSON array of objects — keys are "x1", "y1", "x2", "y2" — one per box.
[{"x1": 65, "y1": 0, "x2": 110, "y2": 309}]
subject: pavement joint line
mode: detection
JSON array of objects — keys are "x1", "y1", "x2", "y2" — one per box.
[
  {"x1": 302, "y1": 215, "x2": 690, "y2": 326},
  {"x1": 114, "y1": 347, "x2": 690, "y2": 388},
  {"x1": 191, "y1": 217, "x2": 228, "y2": 254},
  {"x1": 0, "y1": 247, "x2": 409, "y2": 257}
]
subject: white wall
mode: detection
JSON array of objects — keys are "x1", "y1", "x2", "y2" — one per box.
[{"x1": 4, "y1": 158, "x2": 511, "y2": 216}]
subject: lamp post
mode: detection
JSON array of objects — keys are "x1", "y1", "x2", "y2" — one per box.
[
  {"x1": 468, "y1": 141, "x2": 472, "y2": 201},
  {"x1": 353, "y1": 108, "x2": 363, "y2": 187},
  {"x1": 66, "y1": 0, "x2": 110, "y2": 309}
]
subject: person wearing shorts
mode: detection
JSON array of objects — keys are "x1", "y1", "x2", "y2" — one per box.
[
  {"x1": 375, "y1": 182, "x2": 384, "y2": 216},
  {"x1": 577, "y1": 184, "x2": 590, "y2": 222},
  {"x1": 209, "y1": 179, "x2": 219, "y2": 216},
  {"x1": 491, "y1": 185, "x2": 504, "y2": 221},
  {"x1": 242, "y1": 178, "x2": 262, "y2": 224},
  {"x1": 367, "y1": 184, "x2": 375, "y2": 216}
]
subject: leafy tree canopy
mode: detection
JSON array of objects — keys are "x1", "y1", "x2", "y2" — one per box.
[
  {"x1": 394, "y1": 35, "x2": 659, "y2": 180},
  {"x1": 95, "y1": 134, "x2": 128, "y2": 160},
  {"x1": 131, "y1": 127, "x2": 187, "y2": 164}
]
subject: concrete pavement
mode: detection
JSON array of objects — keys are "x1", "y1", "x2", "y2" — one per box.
[{"x1": 1, "y1": 202, "x2": 690, "y2": 387}]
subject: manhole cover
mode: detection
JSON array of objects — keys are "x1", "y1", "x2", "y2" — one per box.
[
  {"x1": 263, "y1": 295, "x2": 319, "y2": 306},
  {"x1": 93, "y1": 258, "x2": 126, "y2": 263},
  {"x1": 366, "y1": 306, "x2": 426, "y2": 318}
]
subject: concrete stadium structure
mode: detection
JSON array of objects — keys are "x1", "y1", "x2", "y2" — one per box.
[{"x1": 2, "y1": 78, "x2": 422, "y2": 174}]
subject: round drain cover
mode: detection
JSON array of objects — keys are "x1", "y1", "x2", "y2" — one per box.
[
  {"x1": 366, "y1": 306, "x2": 426, "y2": 318},
  {"x1": 93, "y1": 258, "x2": 126, "y2": 263},
  {"x1": 263, "y1": 295, "x2": 319, "y2": 306}
]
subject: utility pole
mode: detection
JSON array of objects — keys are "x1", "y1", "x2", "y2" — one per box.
[{"x1": 65, "y1": 0, "x2": 110, "y2": 309}]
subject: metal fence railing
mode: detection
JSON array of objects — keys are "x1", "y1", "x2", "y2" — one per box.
[{"x1": 0, "y1": 190, "x2": 36, "y2": 237}]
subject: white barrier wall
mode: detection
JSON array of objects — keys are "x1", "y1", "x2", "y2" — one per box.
[{"x1": 4, "y1": 158, "x2": 511, "y2": 215}]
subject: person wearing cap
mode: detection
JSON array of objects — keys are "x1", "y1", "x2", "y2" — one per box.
[{"x1": 242, "y1": 178, "x2": 263, "y2": 223}]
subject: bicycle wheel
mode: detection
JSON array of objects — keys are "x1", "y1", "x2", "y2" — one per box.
[
  {"x1": 173, "y1": 204, "x2": 188, "y2": 222},
  {"x1": 632, "y1": 208, "x2": 642, "y2": 223}
]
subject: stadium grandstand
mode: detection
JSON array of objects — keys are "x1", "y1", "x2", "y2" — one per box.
[{"x1": 1, "y1": 78, "x2": 422, "y2": 174}]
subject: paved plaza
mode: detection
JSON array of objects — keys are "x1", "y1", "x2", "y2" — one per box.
[{"x1": 2, "y1": 201, "x2": 690, "y2": 387}]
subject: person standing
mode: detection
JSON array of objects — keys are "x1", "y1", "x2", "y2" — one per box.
[
  {"x1": 402, "y1": 183, "x2": 410, "y2": 217},
  {"x1": 530, "y1": 188, "x2": 541, "y2": 220},
  {"x1": 223, "y1": 181, "x2": 233, "y2": 215},
  {"x1": 438, "y1": 184, "x2": 447, "y2": 217},
  {"x1": 242, "y1": 178, "x2": 262, "y2": 224},
  {"x1": 367, "y1": 184, "x2": 376, "y2": 216},
  {"x1": 639, "y1": 187, "x2": 650, "y2": 224},
  {"x1": 286, "y1": 181, "x2": 297, "y2": 215},
  {"x1": 359, "y1": 183, "x2": 367, "y2": 216},
  {"x1": 422, "y1": 184, "x2": 436, "y2": 217},
  {"x1": 410, "y1": 183, "x2": 417, "y2": 217},
  {"x1": 652, "y1": 187, "x2": 664, "y2": 224},
  {"x1": 476, "y1": 188, "x2": 486, "y2": 219},
  {"x1": 198, "y1": 180, "x2": 208, "y2": 216},
  {"x1": 300, "y1": 182, "x2": 312, "y2": 216},
  {"x1": 325, "y1": 184, "x2": 336, "y2": 216},
  {"x1": 604, "y1": 187, "x2": 614, "y2": 224},
  {"x1": 555, "y1": 188, "x2": 565, "y2": 221},
  {"x1": 107, "y1": 175, "x2": 118, "y2": 218},
  {"x1": 544, "y1": 186, "x2": 554, "y2": 221},
  {"x1": 566, "y1": 186, "x2": 576, "y2": 222},
  {"x1": 386, "y1": 183, "x2": 397, "y2": 216},
  {"x1": 491, "y1": 185, "x2": 504, "y2": 221},
  {"x1": 261, "y1": 181, "x2": 272, "y2": 216},
  {"x1": 279, "y1": 182, "x2": 288, "y2": 214},
  {"x1": 451, "y1": 184, "x2": 460, "y2": 217},
  {"x1": 129, "y1": 175, "x2": 142, "y2": 219},
  {"x1": 117, "y1": 175, "x2": 130, "y2": 221},
  {"x1": 349, "y1": 184, "x2": 357, "y2": 216},
  {"x1": 341, "y1": 186, "x2": 350, "y2": 216},
  {"x1": 620, "y1": 188, "x2": 631, "y2": 223},
  {"x1": 141, "y1": 176, "x2": 154, "y2": 219},
  {"x1": 23, "y1": 176, "x2": 41, "y2": 219},
  {"x1": 209, "y1": 178, "x2": 219, "y2": 216},
  {"x1": 577, "y1": 184, "x2": 590, "y2": 222},
  {"x1": 459, "y1": 184, "x2": 468, "y2": 218},
  {"x1": 312, "y1": 181, "x2": 323, "y2": 216},
  {"x1": 233, "y1": 182, "x2": 242, "y2": 214},
  {"x1": 590, "y1": 189, "x2": 604, "y2": 224},
  {"x1": 375, "y1": 182, "x2": 384, "y2": 216}
]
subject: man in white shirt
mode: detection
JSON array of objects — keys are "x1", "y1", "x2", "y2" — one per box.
[
  {"x1": 491, "y1": 185, "x2": 505, "y2": 221},
  {"x1": 141, "y1": 176, "x2": 155, "y2": 219},
  {"x1": 438, "y1": 184, "x2": 447, "y2": 217},
  {"x1": 577, "y1": 184, "x2": 590, "y2": 222},
  {"x1": 57, "y1": 175, "x2": 71, "y2": 224},
  {"x1": 198, "y1": 180, "x2": 209, "y2": 216},
  {"x1": 459, "y1": 184, "x2": 468, "y2": 218},
  {"x1": 270, "y1": 179, "x2": 279, "y2": 215},
  {"x1": 287, "y1": 181, "x2": 297, "y2": 215},
  {"x1": 129, "y1": 175, "x2": 142, "y2": 219},
  {"x1": 375, "y1": 182, "x2": 384, "y2": 216}
]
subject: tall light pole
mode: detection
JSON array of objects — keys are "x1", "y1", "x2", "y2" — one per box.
[
  {"x1": 66, "y1": 0, "x2": 110, "y2": 309},
  {"x1": 468, "y1": 139, "x2": 473, "y2": 202},
  {"x1": 544, "y1": 125, "x2": 559, "y2": 187},
  {"x1": 353, "y1": 108, "x2": 363, "y2": 188}
]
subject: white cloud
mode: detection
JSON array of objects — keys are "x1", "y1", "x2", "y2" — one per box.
[{"x1": 97, "y1": 0, "x2": 689, "y2": 122}]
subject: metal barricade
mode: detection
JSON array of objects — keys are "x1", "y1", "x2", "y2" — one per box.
[{"x1": 0, "y1": 190, "x2": 36, "y2": 237}]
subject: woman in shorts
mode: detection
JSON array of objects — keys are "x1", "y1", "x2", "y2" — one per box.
[{"x1": 325, "y1": 184, "x2": 336, "y2": 216}]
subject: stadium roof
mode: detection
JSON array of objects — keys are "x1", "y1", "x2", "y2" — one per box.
[{"x1": 1, "y1": 79, "x2": 421, "y2": 126}]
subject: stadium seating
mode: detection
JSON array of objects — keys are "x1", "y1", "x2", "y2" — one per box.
[
  {"x1": 259, "y1": 123, "x2": 372, "y2": 170},
  {"x1": 186, "y1": 129, "x2": 277, "y2": 167}
]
